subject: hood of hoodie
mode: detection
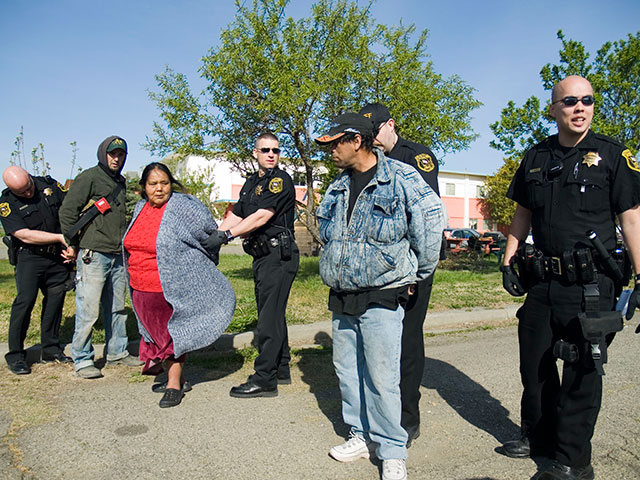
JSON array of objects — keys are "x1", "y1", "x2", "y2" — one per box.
[{"x1": 97, "y1": 135, "x2": 127, "y2": 179}]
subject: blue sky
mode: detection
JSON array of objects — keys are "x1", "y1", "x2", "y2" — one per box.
[{"x1": 1, "y1": 0, "x2": 639, "y2": 182}]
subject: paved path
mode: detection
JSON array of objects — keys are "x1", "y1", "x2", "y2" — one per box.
[{"x1": 1, "y1": 307, "x2": 639, "y2": 480}]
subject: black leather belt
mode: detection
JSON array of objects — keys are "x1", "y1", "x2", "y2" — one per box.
[{"x1": 20, "y1": 244, "x2": 60, "y2": 256}]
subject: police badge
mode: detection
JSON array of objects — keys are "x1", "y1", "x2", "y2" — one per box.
[
  {"x1": 582, "y1": 152, "x2": 602, "y2": 168},
  {"x1": 0, "y1": 202, "x2": 10, "y2": 217},
  {"x1": 415, "y1": 153, "x2": 435, "y2": 172},
  {"x1": 269, "y1": 177, "x2": 283, "y2": 194}
]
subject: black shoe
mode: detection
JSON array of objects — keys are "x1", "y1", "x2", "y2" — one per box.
[
  {"x1": 534, "y1": 461, "x2": 594, "y2": 480},
  {"x1": 41, "y1": 352, "x2": 73, "y2": 364},
  {"x1": 152, "y1": 380, "x2": 192, "y2": 393},
  {"x1": 7, "y1": 360, "x2": 31, "y2": 375},
  {"x1": 499, "y1": 436, "x2": 530, "y2": 458},
  {"x1": 229, "y1": 381, "x2": 278, "y2": 398},
  {"x1": 406, "y1": 426, "x2": 421, "y2": 448},
  {"x1": 159, "y1": 388, "x2": 184, "y2": 408}
]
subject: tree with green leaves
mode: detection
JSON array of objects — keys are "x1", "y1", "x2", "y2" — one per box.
[
  {"x1": 483, "y1": 30, "x2": 640, "y2": 228},
  {"x1": 145, "y1": 0, "x2": 481, "y2": 241}
]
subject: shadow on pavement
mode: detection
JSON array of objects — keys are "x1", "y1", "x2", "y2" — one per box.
[
  {"x1": 150, "y1": 350, "x2": 246, "y2": 388},
  {"x1": 422, "y1": 356, "x2": 520, "y2": 444},
  {"x1": 297, "y1": 331, "x2": 347, "y2": 437}
]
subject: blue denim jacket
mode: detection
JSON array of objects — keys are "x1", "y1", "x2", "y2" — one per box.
[{"x1": 317, "y1": 150, "x2": 445, "y2": 292}]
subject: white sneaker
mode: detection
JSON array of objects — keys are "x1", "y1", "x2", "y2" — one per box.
[
  {"x1": 382, "y1": 459, "x2": 407, "y2": 480},
  {"x1": 329, "y1": 433, "x2": 376, "y2": 462}
]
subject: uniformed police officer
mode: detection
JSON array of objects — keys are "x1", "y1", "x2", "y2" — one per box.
[
  {"x1": 0, "y1": 166, "x2": 75, "y2": 375},
  {"x1": 202, "y1": 132, "x2": 299, "y2": 397},
  {"x1": 358, "y1": 102, "x2": 441, "y2": 447},
  {"x1": 500, "y1": 76, "x2": 640, "y2": 480}
]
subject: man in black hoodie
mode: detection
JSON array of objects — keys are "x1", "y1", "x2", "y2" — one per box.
[{"x1": 60, "y1": 136, "x2": 142, "y2": 379}]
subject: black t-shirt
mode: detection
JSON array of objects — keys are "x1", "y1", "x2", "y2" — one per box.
[
  {"x1": 328, "y1": 285, "x2": 410, "y2": 317},
  {"x1": 507, "y1": 131, "x2": 640, "y2": 255},
  {"x1": 0, "y1": 175, "x2": 66, "y2": 246},
  {"x1": 232, "y1": 167, "x2": 296, "y2": 238},
  {"x1": 347, "y1": 164, "x2": 377, "y2": 224},
  {"x1": 388, "y1": 136, "x2": 440, "y2": 196}
]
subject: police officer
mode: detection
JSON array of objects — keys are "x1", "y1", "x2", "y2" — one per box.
[
  {"x1": 0, "y1": 166, "x2": 75, "y2": 375},
  {"x1": 500, "y1": 76, "x2": 640, "y2": 480},
  {"x1": 358, "y1": 102, "x2": 441, "y2": 446},
  {"x1": 202, "y1": 132, "x2": 299, "y2": 397}
]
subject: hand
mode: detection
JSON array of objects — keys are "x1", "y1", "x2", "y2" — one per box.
[
  {"x1": 61, "y1": 246, "x2": 77, "y2": 264},
  {"x1": 500, "y1": 264, "x2": 525, "y2": 297},
  {"x1": 625, "y1": 283, "x2": 640, "y2": 331},
  {"x1": 408, "y1": 284, "x2": 416, "y2": 295},
  {"x1": 201, "y1": 230, "x2": 229, "y2": 252}
]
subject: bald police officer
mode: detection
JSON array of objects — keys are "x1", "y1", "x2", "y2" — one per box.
[
  {"x1": 501, "y1": 75, "x2": 640, "y2": 480},
  {"x1": 1, "y1": 166, "x2": 75, "y2": 375},
  {"x1": 359, "y1": 102, "x2": 441, "y2": 447}
]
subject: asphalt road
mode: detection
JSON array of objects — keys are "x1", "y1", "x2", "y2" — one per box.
[{"x1": 1, "y1": 322, "x2": 639, "y2": 480}]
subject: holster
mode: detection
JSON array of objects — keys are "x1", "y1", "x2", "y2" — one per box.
[
  {"x1": 578, "y1": 310, "x2": 622, "y2": 376},
  {"x1": 2, "y1": 236, "x2": 18, "y2": 266},
  {"x1": 242, "y1": 236, "x2": 270, "y2": 258}
]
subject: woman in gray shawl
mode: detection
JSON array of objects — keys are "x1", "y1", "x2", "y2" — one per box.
[{"x1": 123, "y1": 162, "x2": 235, "y2": 408}]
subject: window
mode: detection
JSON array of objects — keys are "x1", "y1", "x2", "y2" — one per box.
[
  {"x1": 469, "y1": 218, "x2": 478, "y2": 229},
  {"x1": 476, "y1": 185, "x2": 485, "y2": 198},
  {"x1": 482, "y1": 219, "x2": 492, "y2": 231},
  {"x1": 292, "y1": 172, "x2": 306, "y2": 186},
  {"x1": 445, "y1": 183, "x2": 455, "y2": 196}
]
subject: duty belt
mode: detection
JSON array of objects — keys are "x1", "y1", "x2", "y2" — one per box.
[{"x1": 20, "y1": 244, "x2": 60, "y2": 256}]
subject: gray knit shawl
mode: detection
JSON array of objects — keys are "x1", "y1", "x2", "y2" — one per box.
[{"x1": 124, "y1": 193, "x2": 236, "y2": 357}]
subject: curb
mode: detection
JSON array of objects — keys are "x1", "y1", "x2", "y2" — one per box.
[{"x1": 0, "y1": 305, "x2": 520, "y2": 361}]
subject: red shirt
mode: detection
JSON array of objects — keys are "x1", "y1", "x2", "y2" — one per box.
[{"x1": 123, "y1": 202, "x2": 166, "y2": 292}]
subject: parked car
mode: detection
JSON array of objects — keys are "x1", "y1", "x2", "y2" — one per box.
[{"x1": 443, "y1": 228, "x2": 491, "y2": 253}]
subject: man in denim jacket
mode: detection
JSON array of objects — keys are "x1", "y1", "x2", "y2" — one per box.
[{"x1": 315, "y1": 113, "x2": 445, "y2": 480}]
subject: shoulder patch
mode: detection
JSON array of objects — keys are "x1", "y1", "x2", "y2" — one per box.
[
  {"x1": 0, "y1": 202, "x2": 11, "y2": 217},
  {"x1": 415, "y1": 153, "x2": 435, "y2": 172},
  {"x1": 57, "y1": 181, "x2": 68, "y2": 192},
  {"x1": 268, "y1": 177, "x2": 283, "y2": 194},
  {"x1": 622, "y1": 149, "x2": 640, "y2": 173}
]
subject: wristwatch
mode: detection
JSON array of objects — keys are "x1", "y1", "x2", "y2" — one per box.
[{"x1": 224, "y1": 230, "x2": 234, "y2": 242}]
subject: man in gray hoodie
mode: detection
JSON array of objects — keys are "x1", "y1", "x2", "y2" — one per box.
[{"x1": 59, "y1": 136, "x2": 142, "y2": 379}]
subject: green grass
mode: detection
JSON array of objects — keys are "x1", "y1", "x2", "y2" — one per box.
[{"x1": 0, "y1": 254, "x2": 522, "y2": 345}]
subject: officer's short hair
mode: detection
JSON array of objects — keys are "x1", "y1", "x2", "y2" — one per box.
[{"x1": 255, "y1": 132, "x2": 278, "y2": 146}]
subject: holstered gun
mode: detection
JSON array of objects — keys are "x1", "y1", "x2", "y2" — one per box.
[
  {"x1": 2, "y1": 236, "x2": 18, "y2": 266},
  {"x1": 578, "y1": 310, "x2": 623, "y2": 376}
]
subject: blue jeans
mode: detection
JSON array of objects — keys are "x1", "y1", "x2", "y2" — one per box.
[
  {"x1": 332, "y1": 304, "x2": 408, "y2": 460},
  {"x1": 71, "y1": 250, "x2": 129, "y2": 370}
]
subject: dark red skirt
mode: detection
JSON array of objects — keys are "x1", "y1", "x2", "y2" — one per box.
[{"x1": 131, "y1": 289, "x2": 186, "y2": 375}]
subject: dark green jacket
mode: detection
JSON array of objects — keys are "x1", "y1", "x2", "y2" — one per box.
[{"x1": 59, "y1": 136, "x2": 128, "y2": 254}]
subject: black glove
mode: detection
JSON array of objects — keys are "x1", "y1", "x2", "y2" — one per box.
[
  {"x1": 201, "y1": 230, "x2": 230, "y2": 252},
  {"x1": 500, "y1": 264, "x2": 525, "y2": 297},
  {"x1": 624, "y1": 282, "x2": 640, "y2": 332}
]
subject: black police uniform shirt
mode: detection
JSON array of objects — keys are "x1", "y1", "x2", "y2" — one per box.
[
  {"x1": 388, "y1": 136, "x2": 440, "y2": 196},
  {"x1": 232, "y1": 166, "x2": 296, "y2": 238},
  {"x1": 0, "y1": 176, "x2": 66, "y2": 245},
  {"x1": 507, "y1": 131, "x2": 640, "y2": 256}
]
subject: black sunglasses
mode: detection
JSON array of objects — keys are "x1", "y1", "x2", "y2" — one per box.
[
  {"x1": 259, "y1": 147, "x2": 281, "y2": 154},
  {"x1": 552, "y1": 95, "x2": 595, "y2": 107}
]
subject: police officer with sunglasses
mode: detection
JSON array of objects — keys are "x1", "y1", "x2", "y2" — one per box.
[
  {"x1": 499, "y1": 75, "x2": 640, "y2": 480},
  {"x1": 202, "y1": 132, "x2": 299, "y2": 398}
]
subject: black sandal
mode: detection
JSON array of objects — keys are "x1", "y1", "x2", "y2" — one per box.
[
  {"x1": 159, "y1": 388, "x2": 184, "y2": 408},
  {"x1": 152, "y1": 380, "x2": 192, "y2": 393}
]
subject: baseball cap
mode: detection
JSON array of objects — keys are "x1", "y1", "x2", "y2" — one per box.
[
  {"x1": 358, "y1": 102, "x2": 391, "y2": 125},
  {"x1": 106, "y1": 138, "x2": 127, "y2": 153},
  {"x1": 315, "y1": 112, "x2": 374, "y2": 144}
]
